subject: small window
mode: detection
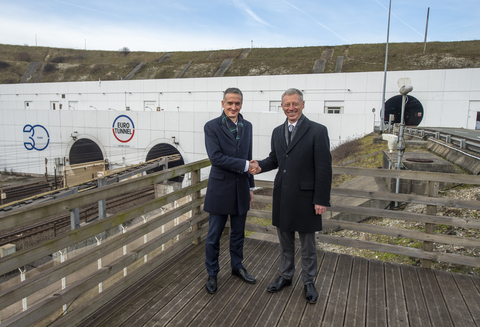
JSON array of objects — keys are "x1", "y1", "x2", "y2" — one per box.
[
  {"x1": 269, "y1": 101, "x2": 282, "y2": 112},
  {"x1": 325, "y1": 106, "x2": 343, "y2": 114}
]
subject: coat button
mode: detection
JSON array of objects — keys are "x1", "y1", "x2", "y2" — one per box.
[
  {"x1": 283, "y1": 170, "x2": 286, "y2": 173},
  {"x1": 285, "y1": 154, "x2": 288, "y2": 158}
]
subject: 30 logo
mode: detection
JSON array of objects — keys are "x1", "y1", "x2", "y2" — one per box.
[{"x1": 23, "y1": 124, "x2": 50, "y2": 151}]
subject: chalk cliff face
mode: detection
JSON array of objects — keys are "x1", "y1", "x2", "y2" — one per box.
[{"x1": 1, "y1": 41, "x2": 479, "y2": 84}]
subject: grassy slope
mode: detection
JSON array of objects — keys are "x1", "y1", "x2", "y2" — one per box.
[{"x1": 0, "y1": 40, "x2": 479, "y2": 84}]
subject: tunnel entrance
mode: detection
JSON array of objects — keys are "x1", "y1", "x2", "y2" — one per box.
[
  {"x1": 69, "y1": 138, "x2": 104, "y2": 165},
  {"x1": 146, "y1": 143, "x2": 185, "y2": 182},
  {"x1": 382, "y1": 94, "x2": 424, "y2": 126}
]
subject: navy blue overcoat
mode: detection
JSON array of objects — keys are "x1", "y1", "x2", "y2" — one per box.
[{"x1": 203, "y1": 114, "x2": 254, "y2": 216}]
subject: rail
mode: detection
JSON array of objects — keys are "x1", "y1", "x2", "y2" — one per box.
[
  {"x1": 1, "y1": 160, "x2": 480, "y2": 326},
  {"x1": 405, "y1": 127, "x2": 480, "y2": 154}
]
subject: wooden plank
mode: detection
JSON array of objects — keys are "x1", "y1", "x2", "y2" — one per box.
[
  {"x1": 316, "y1": 234, "x2": 480, "y2": 268},
  {"x1": 366, "y1": 259, "x2": 386, "y2": 327},
  {"x1": 209, "y1": 241, "x2": 280, "y2": 327},
  {"x1": 0, "y1": 184, "x2": 206, "y2": 277},
  {"x1": 187, "y1": 239, "x2": 273, "y2": 327},
  {"x1": 400, "y1": 265, "x2": 431, "y2": 327},
  {"x1": 48, "y1": 227, "x2": 206, "y2": 327},
  {"x1": 0, "y1": 159, "x2": 210, "y2": 231},
  {"x1": 416, "y1": 268, "x2": 453, "y2": 327},
  {"x1": 322, "y1": 254, "x2": 354, "y2": 327},
  {"x1": 95, "y1": 235, "x2": 226, "y2": 327},
  {"x1": 452, "y1": 273, "x2": 480, "y2": 326},
  {"x1": 301, "y1": 251, "x2": 339, "y2": 327},
  {"x1": 344, "y1": 256, "x2": 368, "y2": 327},
  {"x1": 329, "y1": 204, "x2": 480, "y2": 230},
  {"x1": 323, "y1": 219, "x2": 480, "y2": 249},
  {"x1": 127, "y1": 235, "x2": 246, "y2": 327},
  {"x1": 0, "y1": 199, "x2": 206, "y2": 309},
  {"x1": 230, "y1": 242, "x2": 294, "y2": 327},
  {"x1": 254, "y1": 184, "x2": 480, "y2": 212},
  {"x1": 279, "y1": 251, "x2": 325, "y2": 327},
  {"x1": 332, "y1": 166, "x2": 480, "y2": 185},
  {"x1": 434, "y1": 269, "x2": 476, "y2": 327},
  {"x1": 252, "y1": 247, "x2": 303, "y2": 327},
  {"x1": 332, "y1": 187, "x2": 480, "y2": 211},
  {"x1": 389, "y1": 265, "x2": 417, "y2": 326},
  {"x1": 77, "y1": 232, "x2": 213, "y2": 327}
]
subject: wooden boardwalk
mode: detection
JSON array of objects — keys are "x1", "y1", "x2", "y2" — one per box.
[{"x1": 78, "y1": 237, "x2": 480, "y2": 327}]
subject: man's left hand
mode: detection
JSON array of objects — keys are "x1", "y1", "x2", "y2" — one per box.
[
  {"x1": 250, "y1": 190, "x2": 254, "y2": 203},
  {"x1": 314, "y1": 204, "x2": 327, "y2": 215}
]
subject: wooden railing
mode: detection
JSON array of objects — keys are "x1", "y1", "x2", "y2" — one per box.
[
  {"x1": 247, "y1": 166, "x2": 480, "y2": 269},
  {"x1": 1, "y1": 160, "x2": 480, "y2": 326},
  {"x1": 0, "y1": 159, "x2": 210, "y2": 326}
]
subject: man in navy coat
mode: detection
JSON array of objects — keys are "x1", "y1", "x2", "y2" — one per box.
[
  {"x1": 251, "y1": 88, "x2": 332, "y2": 303},
  {"x1": 203, "y1": 87, "x2": 257, "y2": 294}
]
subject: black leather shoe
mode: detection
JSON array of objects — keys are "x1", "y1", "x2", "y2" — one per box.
[
  {"x1": 267, "y1": 276, "x2": 292, "y2": 293},
  {"x1": 206, "y1": 275, "x2": 217, "y2": 294},
  {"x1": 304, "y1": 283, "x2": 318, "y2": 304},
  {"x1": 232, "y1": 267, "x2": 256, "y2": 284}
]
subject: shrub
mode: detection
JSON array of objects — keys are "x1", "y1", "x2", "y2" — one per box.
[
  {"x1": 91, "y1": 64, "x2": 105, "y2": 74},
  {"x1": 16, "y1": 52, "x2": 31, "y2": 62},
  {"x1": 331, "y1": 138, "x2": 362, "y2": 164},
  {"x1": 43, "y1": 63, "x2": 56, "y2": 73},
  {"x1": 49, "y1": 56, "x2": 71, "y2": 63},
  {"x1": 119, "y1": 47, "x2": 130, "y2": 56},
  {"x1": 0, "y1": 61, "x2": 10, "y2": 69}
]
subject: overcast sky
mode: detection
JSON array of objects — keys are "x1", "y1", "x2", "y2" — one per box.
[{"x1": 1, "y1": 0, "x2": 478, "y2": 52}]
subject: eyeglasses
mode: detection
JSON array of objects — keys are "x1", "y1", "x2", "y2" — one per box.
[{"x1": 282, "y1": 102, "x2": 301, "y2": 108}]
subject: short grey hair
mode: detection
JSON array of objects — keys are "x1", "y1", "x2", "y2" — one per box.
[
  {"x1": 281, "y1": 88, "x2": 303, "y2": 102},
  {"x1": 223, "y1": 87, "x2": 243, "y2": 103}
]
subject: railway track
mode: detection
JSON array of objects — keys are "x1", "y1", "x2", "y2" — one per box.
[
  {"x1": 1, "y1": 178, "x2": 63, "y2": 205},
  {"x1": 0, "y1": 186, "x2": 155, "y2": 248}
]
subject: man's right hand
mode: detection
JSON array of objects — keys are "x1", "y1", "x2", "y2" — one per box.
[{"x1": 249, "y1": 160, "x2": 262, "y2": 175}]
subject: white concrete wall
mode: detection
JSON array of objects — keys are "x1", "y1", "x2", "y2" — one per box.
[
  {"x1": 1, "y1": 67, "x2": 479, "y2": 176},
  {"x1": 0, "y1": 108, "x2": 371, "y2": 176},
  {"x1": 1, "y1": 68, "x2": 479, "y2": 127}
]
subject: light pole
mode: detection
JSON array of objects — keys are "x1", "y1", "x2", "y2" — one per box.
[
  {"x1": 380, "y1": 0, "x2": 392, "y2": 133},
  {"x1": 395, "y1": 84, "x2": 413, "y2": 195}
]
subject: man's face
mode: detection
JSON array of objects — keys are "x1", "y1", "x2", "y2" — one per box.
[
  {"x1": 282, "y1": 93, "x2": 304, "y2": 124},
  {"x1": 222, "y1": 93, "x2": 243, "y2": 123}
]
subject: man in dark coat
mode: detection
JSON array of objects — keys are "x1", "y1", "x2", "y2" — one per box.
[
  {"x1": 203, "y1": 87, "x2": 258, "y2": 294},
  {"x1": 251, "y1": 88, "x2": 332, "y2": 303}
]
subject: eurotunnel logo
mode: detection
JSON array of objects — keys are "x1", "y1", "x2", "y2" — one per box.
[
  {"x1": 23, "y1": 124, "x2": 50, "y2": 151},
  {"x1": 112, "y1": 115, "x2": 135, "y2": 143}
]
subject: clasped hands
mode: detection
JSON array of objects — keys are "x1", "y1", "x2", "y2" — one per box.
[{"x1": 248, "y1": 160, "x2": 261, "y2": 175}]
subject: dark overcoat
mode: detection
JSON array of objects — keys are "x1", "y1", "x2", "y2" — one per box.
[
  {"x1": 258, "y1": 115, "x2": 332, "y2": 232},
  {"x1": 203, "y1": 114, "x2": 254, "y2": 216}
]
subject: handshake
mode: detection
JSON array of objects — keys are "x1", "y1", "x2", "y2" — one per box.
[{"x1": 248, "y1": 160, "x2": 262, "y2": 175}]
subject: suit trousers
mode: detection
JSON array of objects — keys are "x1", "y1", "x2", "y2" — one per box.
[
  {"x1": 277, "y1": 229, "x2": 317, "y2": 284},
  {"x1": 205, "y1": 212, "x2": 247, "y2": 276}
]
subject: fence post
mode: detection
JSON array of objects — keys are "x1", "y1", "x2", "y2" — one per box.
[
  {"x1": 18, "y1": 267, "x2": 27, "y2": 311},
  {"x1": 98, "y1": 177, "x2": 107, "y2": 220},
  {"x1": 191, "y1": 169, "x2": 202, "y2": 245},
  {"x1": 59, "y1": 249, "x2": 67, "y2": 313},
  {"x1": 96, "y1": 237, "x2": 102, "y2": 293},
  {"x1": 422, "y1": 181, "x2": 439, "y2": 268},
  {"x1": 70, "y1": 187, "x2": 80, "y2": 230}
]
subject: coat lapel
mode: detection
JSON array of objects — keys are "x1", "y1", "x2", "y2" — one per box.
[
  {"x1": 217, "y1": 115, "x2": 237, "y2": 144},
  {"x1": 286, "y1": 117, "x2": 310, "y2": 154}
]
